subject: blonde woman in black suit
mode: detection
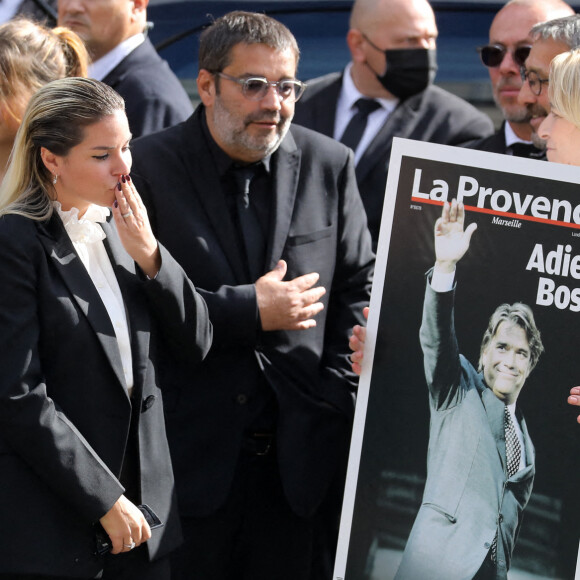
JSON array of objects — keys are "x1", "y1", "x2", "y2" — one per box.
[{"x1": 0, "y1": 77, "x2": 211, "y2": 580}]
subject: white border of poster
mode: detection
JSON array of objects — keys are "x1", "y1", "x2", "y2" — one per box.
[{"x1": 334, "y1": 138, "x2": 580, "y2": 580}]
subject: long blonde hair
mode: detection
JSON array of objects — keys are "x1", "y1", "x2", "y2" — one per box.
[{"x1": 0, "y1": 78, "x2": 125, "y2": 221}]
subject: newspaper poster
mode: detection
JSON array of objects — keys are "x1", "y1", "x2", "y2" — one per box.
[{"x1": 334, "y1": 138, "x2": 580, "y2": 580}]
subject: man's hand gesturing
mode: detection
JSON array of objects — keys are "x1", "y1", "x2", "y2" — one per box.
[{"x1": 256, "y1": 260, "x2": 326, "y2": 331}]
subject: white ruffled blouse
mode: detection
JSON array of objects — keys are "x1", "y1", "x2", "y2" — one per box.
[{"x1": 54, "y1": 202, "x2": 134, "y2": 394}]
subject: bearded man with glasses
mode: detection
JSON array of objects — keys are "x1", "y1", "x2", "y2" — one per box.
[
  {"x1": 130, "y1": 10, "x2": 374, "y2": 580},
  {"x1": 469, "y1": 0, "x2": 573, "y2": 159}
]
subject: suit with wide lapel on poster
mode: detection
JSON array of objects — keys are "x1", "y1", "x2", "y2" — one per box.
[
  {"x1": 0, "y1": 211, "x2": 210, "y2": 576},
  {"x1": 131, "y1": 105, "x2": 374, "y2": 520},
  {"x1": 394, "y1": 281, "x2": 535, "y2": 580}
]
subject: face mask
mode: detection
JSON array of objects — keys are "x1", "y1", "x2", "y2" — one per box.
[{"x1": 372, "y1": 48, "x2": 438, "y2": 100}]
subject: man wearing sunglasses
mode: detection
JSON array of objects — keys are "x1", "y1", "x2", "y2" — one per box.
[
  {"x1": 293, "y1": 0, "x2": 494, "y2": 252},
  {"x1": 470, "y1": 0, "x2": 573, "y2": 158},
  {"x1": 130, "y1": 10, "x2": 374, "y2": 580},
  {"x1": 518, "y1": 14, "x2": 580, "y2": 149}
]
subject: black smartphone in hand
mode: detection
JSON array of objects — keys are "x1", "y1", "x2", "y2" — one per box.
[
  {"x1": 94, "y1": 504, "x2": 164, "y2": 555},
  {"x1": 138, "y1": 504, "x2": 163, "y2": 530}
]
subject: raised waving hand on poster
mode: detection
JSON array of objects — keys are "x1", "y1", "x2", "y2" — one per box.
[
  {"x1": 433, "y1": 198, "x2": 478, "y2": 274},
  {"x1": 348, "y1": 200, "x2": 477, "y2": 377}
]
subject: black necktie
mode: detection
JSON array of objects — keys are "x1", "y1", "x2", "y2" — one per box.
[
  {"x1": 509, "y1": 142, "x2": 545, "y2": 160},
  {"x1": 231, "y1": 165, "x2": 265, "y2": 282},
  {"x1": 339, "y1": 98, "x2": 381, "y2": 151}
]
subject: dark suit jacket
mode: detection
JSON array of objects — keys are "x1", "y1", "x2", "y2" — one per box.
[
  {"x1": 395, "y1": 280, "x2": 534, "y2": 580},
  {"x1": 469, "y1": 121, "x2": 509, "y2": 154},
  {"x1": 0, "y1": 211, "x2": 211, "y2": 577},
  {"x1": 12, "y1": 0, "x2": 56, "y2": 24},
  {"x1": 468, "y1": 122, "x2": 546, "y2": 160},
  {"x1": 102, "y1": 37, "x2": 193, "y2": 138},
  {"x1": 293, "y1": 71, "x2": 494, "y2": 248},
  {"x1": 131, "y1": 105, "x2": 374, "y2": 519}
]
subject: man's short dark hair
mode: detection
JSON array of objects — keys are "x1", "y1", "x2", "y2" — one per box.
[
  {"x1": 478, "y1": 303, "x2": 544, "y2": 372},
  {"x1": 198, "y1": 10, "x2": 300, "y2": 73}
]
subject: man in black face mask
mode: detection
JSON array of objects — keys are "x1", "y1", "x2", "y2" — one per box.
[{"x1": 294, "y1": 0, "x2": 494, "y2": 251}]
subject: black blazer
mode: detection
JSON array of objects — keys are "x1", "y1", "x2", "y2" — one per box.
[
  {"x1": 131, "y1": 106, "x2": 374, "y2": 519},
  {"x1": 0, "y1": 211, "x2": 211, "y2": 577},
  {"x1": 468, "y1": 122, "x2": 509, "y2": 154},
  {"x1": 13, "y1": 0, "x2": 56, "y2": 24},
  {"x1": 468, "y1": 122, "x2": 547, "y2": 161},
  {"x1": 293, "y1": 71, "x2": 494, "y2": 248},
  {"x1": 102, "y1": 37, "x2": 193, "y2": 138}
]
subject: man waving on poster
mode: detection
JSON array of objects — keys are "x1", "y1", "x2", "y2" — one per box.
[{"x1": 390, "y1": 199, "x2": 544, "y2": 580}]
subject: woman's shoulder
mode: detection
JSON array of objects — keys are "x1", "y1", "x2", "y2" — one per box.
[
  {"x1": 0, "y1": 212, "x2": 42, "y2": 233},
  {"x1": 0, "y1": 213, "x2": 49, "y2": 253}
]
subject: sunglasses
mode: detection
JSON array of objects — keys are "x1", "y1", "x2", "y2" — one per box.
[{"x1": 477, "y1": 44, "x2": 531, "y2": 68}]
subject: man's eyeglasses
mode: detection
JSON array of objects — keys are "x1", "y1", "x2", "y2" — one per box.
[
  {"x1": 477, "y1": 44, "x2": 531, "y2": 68},
  {"x1": 519, "y1": 67, "x2": 549, "y2": 96},
  {"x1": 215, "y1": 72, "x2": 306, "y2": 102}
]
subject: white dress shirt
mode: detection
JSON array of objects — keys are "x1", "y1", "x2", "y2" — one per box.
[
  {"x1": 504, "y1": 121, "x2": 535, "y2": 150},
  {"x1": 56, "y1": 203, "x2": 134, "y2": 395},
  {"x1": 334, "y1": 62, "x2": 398, "y2": 165}
]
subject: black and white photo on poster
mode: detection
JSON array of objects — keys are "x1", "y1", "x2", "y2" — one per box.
[{"x1": 334, "y1": 138, "x2": 580, "y2": 580}]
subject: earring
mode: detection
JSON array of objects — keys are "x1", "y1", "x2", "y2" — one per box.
[{"x1": 52, "y1": 174, "x2": 58, "y2": 185}]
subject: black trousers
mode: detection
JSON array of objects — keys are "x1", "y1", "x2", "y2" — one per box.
[{"x1": 170, "y1": 443, "x2": 315, "y2": 580}]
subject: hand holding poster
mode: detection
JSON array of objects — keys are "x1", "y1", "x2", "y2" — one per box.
[{"x1": 335, "y1": 138, "x2": 580, "y2": 580}]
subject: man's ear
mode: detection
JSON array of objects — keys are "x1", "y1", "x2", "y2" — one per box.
[
  {"x1": 40, "y1": 147, "x2": 60, "y2": 177},
  {"x1": 347, "y1": 29, "x2": 366, "y2": 63},
  {"x1": 132, "y1": 0, "x2": 148, "y2": 14},
  {"x1": 130, "y1": 0, "x2": 148, "y2": 26},
  {"x1": 197, "y1": 69, "x2": 216, "y2": 107}
]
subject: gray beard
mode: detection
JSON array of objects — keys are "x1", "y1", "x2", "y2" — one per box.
[
  {"x1": 213, "y1": 97, "x2": 291, "y2": 160},
  {"x1": 503, "y1": 108, "x2": 531, "y2": 124},
  {"x1": 494, "y1": 97, "x2": 530, "y2": 124}
]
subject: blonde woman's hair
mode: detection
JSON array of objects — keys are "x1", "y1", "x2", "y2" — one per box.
[
  {"x1": 549, "y1": 49, "x2": 580, "y2": 130},
  {"x1": 0, "y1": 77, "x2": 125, "y2": 221},
  {"x1": 0, "y1": 18, "x2": 88, "y2": 126}
]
